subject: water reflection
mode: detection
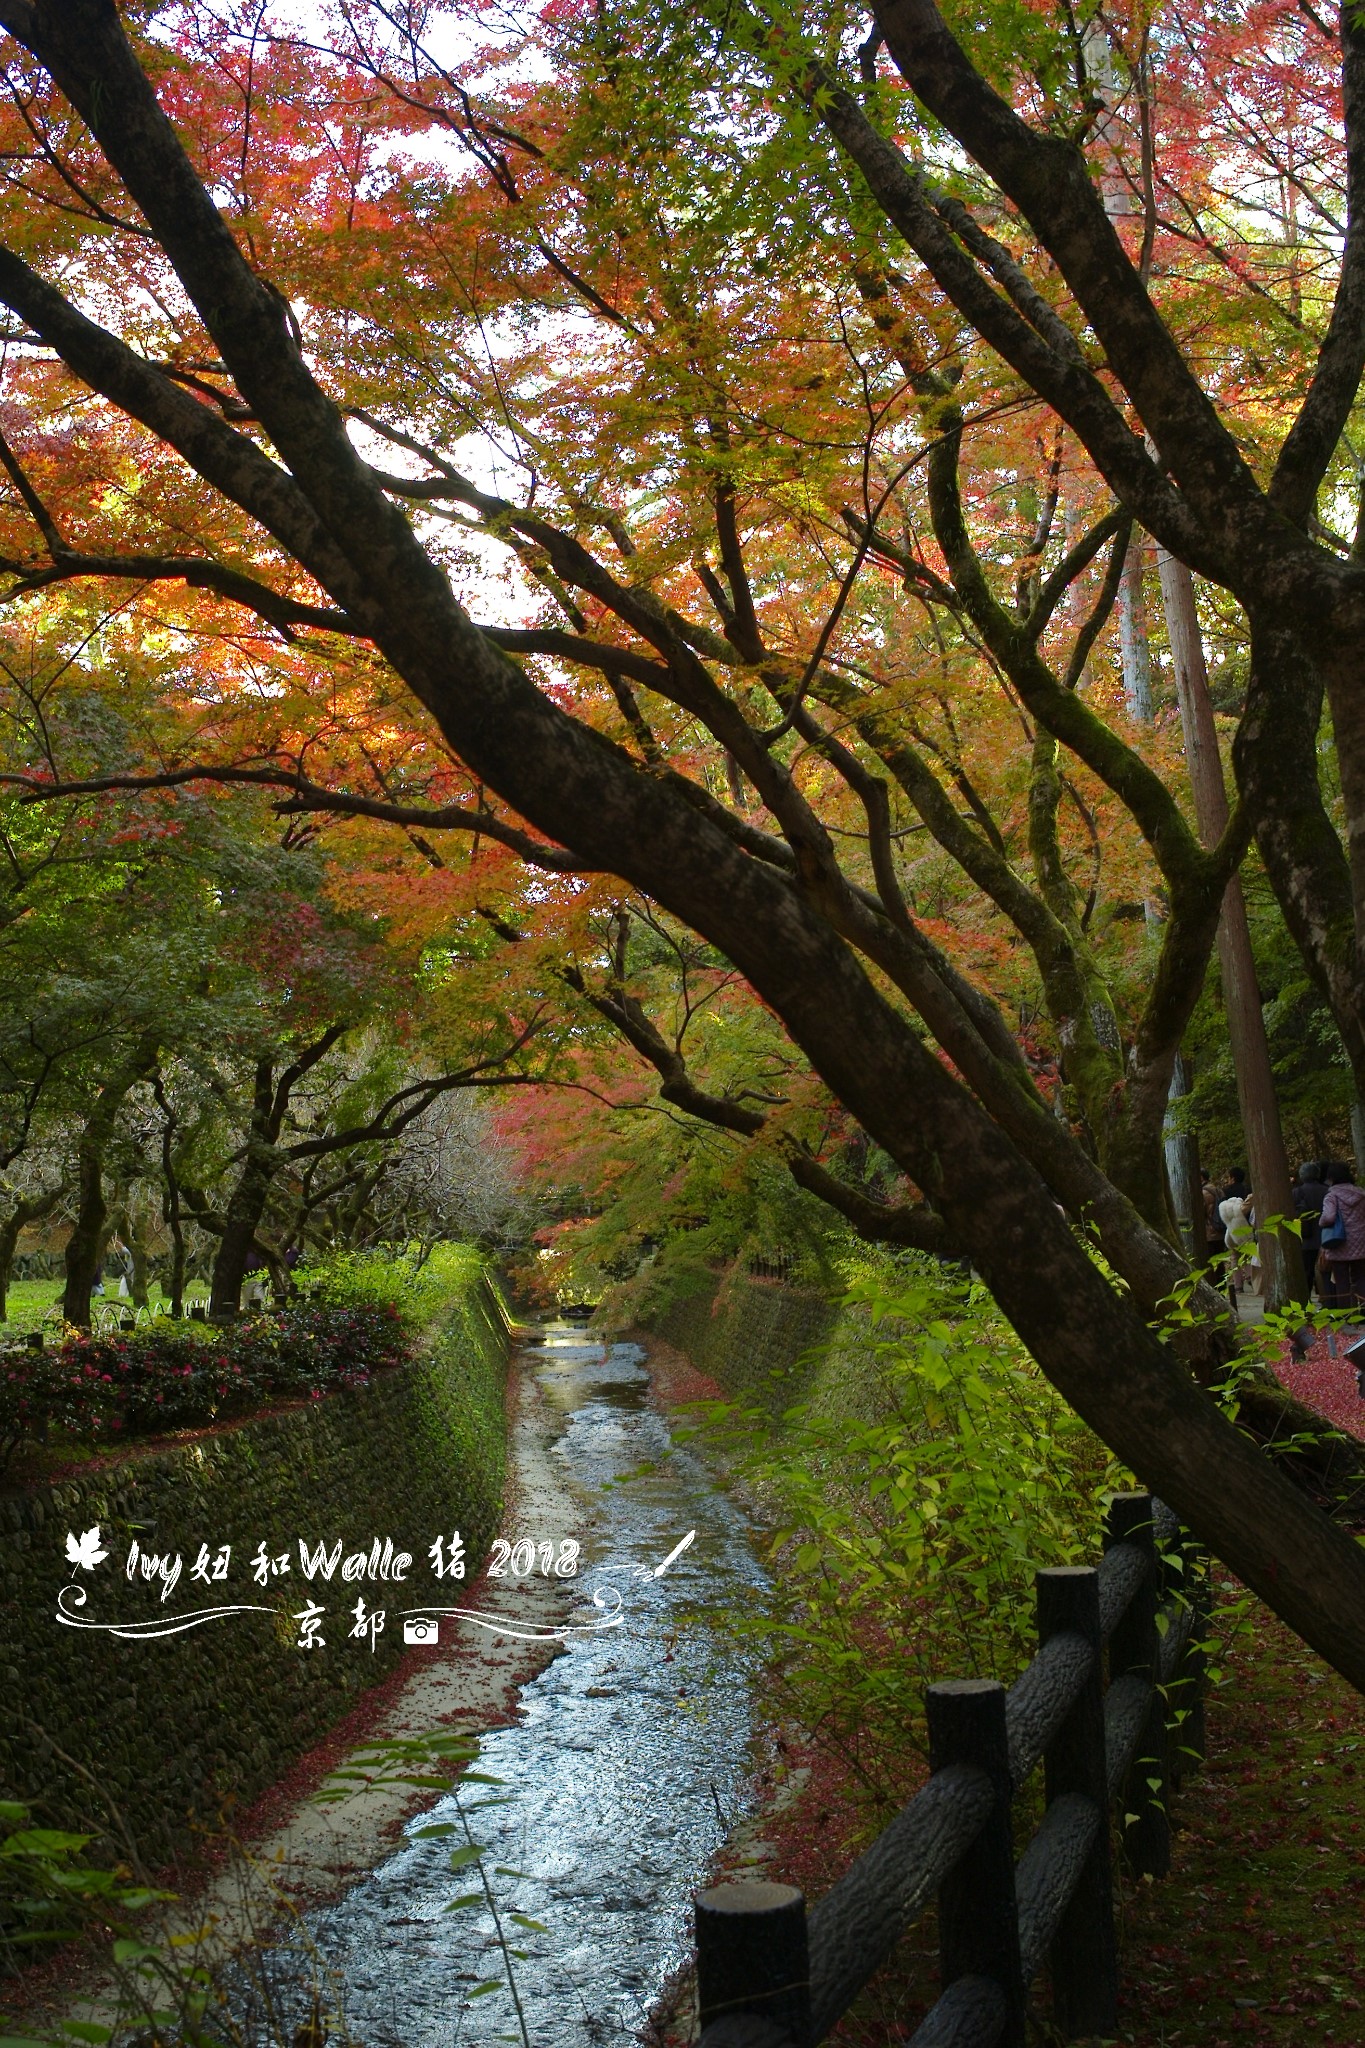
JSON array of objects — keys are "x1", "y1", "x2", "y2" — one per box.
[{"x1": 266, "y1": 1329, "x2": 764, "y2": 2046}]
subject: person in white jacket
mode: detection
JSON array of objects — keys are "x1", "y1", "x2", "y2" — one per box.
[{"x1": 1219, "y1": 1193, "x2": 1260, "y2": 1303}]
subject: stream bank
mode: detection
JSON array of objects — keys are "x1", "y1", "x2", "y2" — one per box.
[
  {"x1": 6, "y1": 1317, "x2": 774, "y2": 2048},
  {"x1": 242, "y1": 1322, "x2": 768, "y2": 2046}
]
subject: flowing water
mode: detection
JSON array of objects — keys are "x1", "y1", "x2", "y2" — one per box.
[{"x1": 244, "y1": 1325, "x2": 766, "y2": 2047}]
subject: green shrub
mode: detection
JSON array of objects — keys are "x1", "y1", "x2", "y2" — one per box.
[
  {"x1": 0, "y1": 1797, "x2": 170, "y2": 1974},
  {"x1": 302, "y1": 1242, "x2": 485, "y2": 1324},
  {"x1": 692, "y1": 1257, "x2": 1120, "y2": 1804}
]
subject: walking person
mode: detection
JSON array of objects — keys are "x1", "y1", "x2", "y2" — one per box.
[
  {"x1": 1220, "y1": 1189, "x2": 1260, "y2": 1309},
  {"x1": 1317, "y1": 1162, "x2": 1365, "y2": 1311},
  {"x1": 109, "y1": 1235, "x2": 134, "y2": 1300},
  {"x1": 1293, "y1": 1161, "x2": 1329, "y2": 1304}
]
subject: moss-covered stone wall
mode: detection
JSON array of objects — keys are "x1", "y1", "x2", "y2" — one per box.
[
  {"x1": 0, "y1": 1274, "x2": 510, "y2": 1862},
  {"x1": 645, "y1": 1266, "x2": 918, "y2": 1428},
  {"x1": 647, "y1": 1269, "x2": 838, "y2": 1414}
]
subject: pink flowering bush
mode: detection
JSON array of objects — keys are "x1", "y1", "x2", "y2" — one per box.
[{"x1": 0, "y1": 1302, "x2": 413, "y2": 1462}]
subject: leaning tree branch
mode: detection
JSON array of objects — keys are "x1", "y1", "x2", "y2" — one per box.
[
  {"x1": 805, "y1": 59, "x2": 1213, "y2": 567},
  {"x1": 1269, "y1": 2, "x2": 1365, "y2": 523},
  {"x1": 0, "y1": 547, "x2": 358, "y2": 637},
  {"x1": 1, "y1": 763, "x2": 601, "y2": 874},
  {"x1": 867, "y1": 0, "x2": 1279, "y2": 559}
]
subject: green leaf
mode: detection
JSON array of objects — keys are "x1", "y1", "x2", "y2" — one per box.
[
  {"x1": 111, "y1": 1938, "x2": 160, "y2": 1965},
  {"x1": 508, "y1": 1912, "x2": 548, "y2": 1932},
  {"x1": 442, "y1": 1892, "x2": 485, "y2": 1911},
  {"x1": 447, "y1": 1844, "x2": 484, "y2": 1871},
  {"x1": 468, "y1": 1978, "x2": 506, "y2": 1997},
  {"x1": 4, "y1": 1830, "x2": 91, "y2": 1855}
]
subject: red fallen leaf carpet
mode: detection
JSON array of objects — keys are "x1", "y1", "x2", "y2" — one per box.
[{"x1": 1273, "y1": 1327, "x2": 1365, "y2": 1442}]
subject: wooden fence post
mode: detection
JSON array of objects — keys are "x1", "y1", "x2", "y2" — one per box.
[
  {"x1": 695, "y1": 1881, "x2": 810, "y2": 2048},
  {"x1": 1105, "y1": 1491, "x2": 1170, "y2": 1879},
  {"x1": 1036, "y1": 1565, "x2": 1117, "y2": 2039},
  {"x1": 925, "y1": 1679, "x2": 1026, "y2": 2048}
]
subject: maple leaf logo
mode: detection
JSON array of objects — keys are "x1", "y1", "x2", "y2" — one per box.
[{"x1": 64, "y1": 1526, "x2": 108, "y2": 1572}]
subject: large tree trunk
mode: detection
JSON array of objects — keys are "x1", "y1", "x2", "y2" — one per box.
[
  {"x1": 208, "y1": 1156, "x2": 276, "y2": 1317},
  {"x1": 116, "y1": 1206, "x2": 152, "y2": 1309},
  {"x1": 0, "y1": 1209, "x2": 21, "y2": 1323},
  {"x1": 1158, "y1": 552, "x2": 1296, "y2": 1304},
  {"x1": 1108, "y1": 534, "x2": 1197, "y2": 1240},
  {"x1": 62, "y1": 1157, "x2": 107, "y2": 1330},
  {"x1": 208, "y1": 1033, "x2": 343, "y2": 1313},
  {"x1": 1236, "y1": 614, "x2": 1365, "y2": 1140},
  {"x1": 209, "y1": 1057, "x2": 279, "y2": 1318},
  {"x1": 153, "y1": 1072, "x2": 188, "y2": 1316}
]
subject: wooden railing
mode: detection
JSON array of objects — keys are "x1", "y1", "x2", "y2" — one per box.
[{"x1": 692, "y1": 1491, "x2": 1205, "y2": 2048}]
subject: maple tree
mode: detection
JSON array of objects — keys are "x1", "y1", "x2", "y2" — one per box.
[
  {"x1": 0, "y1": 0, "x2": 1363, "y2": 1693},
  {"x1": 0, "y1": 623, "x2": 553, "y2": 1319}
]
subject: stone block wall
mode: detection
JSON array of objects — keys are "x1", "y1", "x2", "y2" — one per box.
[{"x1": 0, "y1": 1275, "x2": 509, "y2": 1863}]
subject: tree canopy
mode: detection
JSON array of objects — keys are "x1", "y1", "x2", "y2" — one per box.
[{"x1": 0, "y1": 0, "x2": 1364, "y2": 1691}]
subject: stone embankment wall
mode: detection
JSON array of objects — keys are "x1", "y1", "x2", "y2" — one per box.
[
  {"x1": 644, "y1": 1267, "x2": 898, "y2": 1425},
  {"x1": 0, "y1": 1275, "x2": 510, "y2": 1863}
]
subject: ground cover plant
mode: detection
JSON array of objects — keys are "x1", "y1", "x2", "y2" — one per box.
[
  {"x1": 688, "y1": 1256, "x2": 1127, "y2": 1804},
  {"x1": 0, "y1": 1299, "x2": 409, "y2": 1459},
  {"x1": 0, "y1": 1245, "x2": 488, "y2": 1469},
  {"x1": 664, "y1": 1265, "x2": 1365, "y2": 2042}
]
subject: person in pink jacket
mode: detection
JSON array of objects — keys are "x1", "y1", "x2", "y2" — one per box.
[{"x1": 1317, "y1": 1162, "x2": 1365, "y2": 1309}]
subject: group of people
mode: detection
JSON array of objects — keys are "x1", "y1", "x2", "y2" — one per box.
[{"x1": 1203, "y1": 1161, "x2": 1365, "y2": 1309}]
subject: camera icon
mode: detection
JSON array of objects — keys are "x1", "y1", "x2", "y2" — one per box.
[{"x1": 403, "y1": 1617, "x2": 439, "y2": 1646}]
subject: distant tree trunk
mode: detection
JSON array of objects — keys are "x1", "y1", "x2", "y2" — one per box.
[
  {"x1": 209, "y1": 1144, "x2": 277, "y2": 1318},
  {"x1": 63, "y1": 1039, "x2": 158, "y2": 1328},
  {"x1": 152, "y1": 1072, "x2": 188, "y2": 1316},
  {"x1": 0, "y1": 1211, "x2": 21, "y2": 1323},
  {"x1": 0, "y1": 1186, "x2": 62, "y2": 1320},
  {"x1": 1157, "y1": 551, "x2": 1296, "y2": 1306},
  {"x1": 1118, "y1": 536, "x2": 1154, "y2": 722},
  {"x1": 1163, "y1": 1052, "x2": 1205, "y2": 1264},
  {"x1": 206, "y1": 1025, "x2": 364, "y2": 1314},
  {"x1": 63, "y1": 1160, "x2": 109, "y2": 1329},
  {"x1": 1113, "y1": 536, "x2": 1186, "y2": 1243},
  {"x1": 117, "y1": 1206, "x2": 152, "y2": 1308},
  {"x1": 162, "y1": 1169, "x2": 188, "y2": 1317}
]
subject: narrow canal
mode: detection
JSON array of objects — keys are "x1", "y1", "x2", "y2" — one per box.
[{"x1": 256, "y1": 1323, "x2": 768, "y2": 2046}]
